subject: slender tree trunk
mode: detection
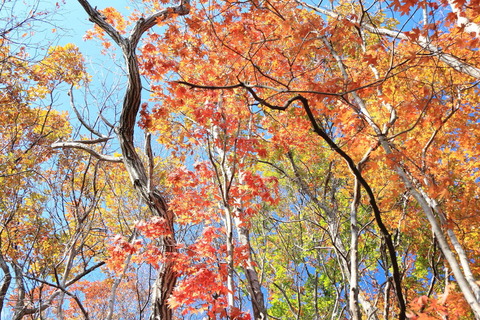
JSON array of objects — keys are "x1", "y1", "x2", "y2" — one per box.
[
  {"x1": 207, "y1": 101, "x2": 267, "y2": 319},
  {"x1": 233, "y1": 214, "x2": 268, "y2": 319},
  {"x1": 0, "y1": 253, "x2": 11, "y2": 316},
  {"x1": 395, "y1": 175, "x2": 480, "y2": 318},
  {"x1": 349, "y1": 178, "x2": 361, "y2": 320},
  {"x1": 224, "y1": 207, "x2": 236, "y2": 310},
  {"x1": 287, "y1": 151, "x2": 379, "y2": 320}
]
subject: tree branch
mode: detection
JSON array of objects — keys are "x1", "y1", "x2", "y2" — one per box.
[
  {"x1": 69, "y1": 86, "x2": 107, "y2": 138},
  {"x1": 52, "y1": 141, "x2": 123, "y2": 162},
  {"x1": 297, "y1": 0, "x2": 480, "y2": 80}
]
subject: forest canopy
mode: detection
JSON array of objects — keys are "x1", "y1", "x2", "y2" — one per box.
[{"x1": 1, "y1": 0, "x2": 480, "y2": 319}]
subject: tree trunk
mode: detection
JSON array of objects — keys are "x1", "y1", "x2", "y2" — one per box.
[
  {"x1": 233, "y1": 214, "x2": 268, "y2": 320},
  {"x1": 208, "y1": 101, "x2": 268, "y2": 319},
  {"x1": 0, "y1": 253, "x2": 11, "y2": 316},
  {"x1": 76, "y1": 1, "x2": 190, "y2": 319}
]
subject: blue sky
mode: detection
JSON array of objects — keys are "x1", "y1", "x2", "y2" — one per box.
[{"x1": 44, "y1": 0, "x2": 134, "y2": 141}]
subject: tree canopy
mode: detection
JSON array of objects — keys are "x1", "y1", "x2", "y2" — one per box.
[{"x1": 1, "y1": 0, "x2": 480, "y2": 319}]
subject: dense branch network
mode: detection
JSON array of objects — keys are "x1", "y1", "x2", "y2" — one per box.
[{"x1": 178, "y1": 79, "x2": 407, "y2": 319}]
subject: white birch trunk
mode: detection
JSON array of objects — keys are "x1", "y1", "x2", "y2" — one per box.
[{"x1": 209, "y1": 102, "x2": 268, "y2": 319}]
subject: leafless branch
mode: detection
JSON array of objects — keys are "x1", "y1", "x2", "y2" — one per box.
[
  {"x1": 69, "y1": 86, "x2": 107, "y2": 138},
  {"x1": 52, "y1": 141, "x2": 123, "y2": 162}
]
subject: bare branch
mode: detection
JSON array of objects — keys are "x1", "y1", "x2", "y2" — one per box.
[
  {"x1": 20, "y1": 274, "x2": 90, "y2": 320},
  {"x1": 99, "y1": 112, "x2": 115, "y2": 129},
  {"x1": 52, "y1": 141, "x2": 123, "y2": 162},
  {"x1": 69, "y1": 86, "x2": 107, "y2": 138},
  {"x1": 72, "y1": 137, "x2": 113, "y2": 144},
  {"x1": 77, "y1": 0, "x2": 125, "y2": 46}
]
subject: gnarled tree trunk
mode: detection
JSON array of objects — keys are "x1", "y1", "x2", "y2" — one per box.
[{"x1": 72, "y1": 1, "x2": 190, "y2": 319}]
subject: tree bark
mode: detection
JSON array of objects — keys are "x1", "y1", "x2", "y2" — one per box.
[
  {"x1": 233, "y1": 214, "x2": 268, "y2": 319},
  {"x1": 76, "y1": 1, "x2": 190, "y2": 319},
  {"x1": 0, "y1": 253, "x2": 11, "y2": 316},
  {"x1": 207, "y1": 101, "x2": 268, "y2": 319}
]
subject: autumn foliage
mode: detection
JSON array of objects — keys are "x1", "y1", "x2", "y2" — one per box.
[{"x1": 1, "y1": 0, "x2": 480, "y2": 319}]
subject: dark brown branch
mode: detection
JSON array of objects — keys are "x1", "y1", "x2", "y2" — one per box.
[
  {"x1": 65, "y1": 262, "x2": 106, "y2": 287},
  {"x1": 177, "y1": 75, "x2": 408, "y2": 103},
  {"x1": 129, "y1": 0, "x2": 190, "y2": 46},
  {"x1": 299, "y1": 95, "x2": 406, "y2": 320},
  {"x1": 145, "y1": 132, "x2": 154, "y2": 192},
  {"x1": 248, "y1": 92, "x2": 407, "y2": 319},
  {"x1": 176, "y1": 81, "x2": 244, "y2": 90}
]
